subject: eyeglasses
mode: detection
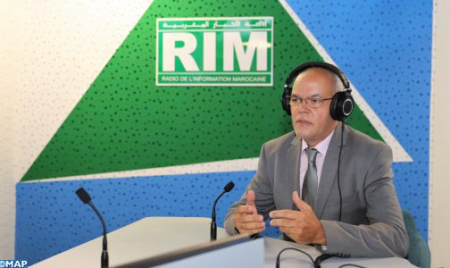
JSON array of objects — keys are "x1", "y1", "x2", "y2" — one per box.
[{"x1": 289, "y1": 96, "x2": 333, "y2": 109}]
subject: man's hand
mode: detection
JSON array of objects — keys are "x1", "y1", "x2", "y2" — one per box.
[
  {"x1": 233, "y1": 190, "x2": 265, "y2": 235},
  {"x1": 269, "y1": 191, "x2": 327, "y2": 245}
]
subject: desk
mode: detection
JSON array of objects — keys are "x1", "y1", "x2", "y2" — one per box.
[
  {"x1": 32, "y1": 217, "x2": 229, "y2": 268},
  {"x1": 31, "y1": 217, "x2": 415, "y2": 268}
]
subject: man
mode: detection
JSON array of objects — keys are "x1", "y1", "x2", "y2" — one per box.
[{"x1": 224, "y1": 64, "x2": 409, "y2": 257}]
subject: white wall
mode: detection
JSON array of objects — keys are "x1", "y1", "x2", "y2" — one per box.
[
  {"x1": 430, "y1": 0, "x2": 450, "y2": 267},
  {"x1": 0, "y1": 0, "x2": 152, "y2": 258},
  {"x1": 0, "y1": 0, "x2": 17, "y2": 258}
]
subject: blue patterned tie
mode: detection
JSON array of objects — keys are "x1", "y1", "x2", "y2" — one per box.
[{"x1": 302, "y1": 147, "x2": 318, "y2": 208}]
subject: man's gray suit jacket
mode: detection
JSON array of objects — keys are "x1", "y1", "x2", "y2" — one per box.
[{"x1": 224, "y1": 124, "x2": 409, "y2": 258}]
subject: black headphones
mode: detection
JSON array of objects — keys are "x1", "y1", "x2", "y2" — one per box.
[{"x1": 281, "y1": 62, "x2": 354, "y2": 121}]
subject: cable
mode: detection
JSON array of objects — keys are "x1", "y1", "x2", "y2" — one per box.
[
  {"x1": 338, "y1": 264, "x2": 366, "y2": 268},
  {"x1": 337, "y1": 120, "x2": 345, "y2": 221},
  {"x1": 275, "y1": 247, "x2": 316, "y2": 268},
  {"x1": 275, "y1": 248, "x2": 339, "y2": 268}
]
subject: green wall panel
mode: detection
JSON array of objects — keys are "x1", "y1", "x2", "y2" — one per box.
[{"x1": 22, "y1": 0, "x2": 382, "y2": 181}]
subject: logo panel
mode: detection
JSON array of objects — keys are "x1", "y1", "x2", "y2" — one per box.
[{"x1": 156, "y1": 17, "x2": 273, "y2": 86}]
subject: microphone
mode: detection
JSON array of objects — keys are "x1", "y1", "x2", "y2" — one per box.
[
  {"x1": 76, "y1": 187, "x2": 109, "y2": 268},
  {"x1": 211, "y1": 181, "x2": 235, "y2": 241}
]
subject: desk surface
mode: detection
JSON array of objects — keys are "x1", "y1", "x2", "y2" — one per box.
[
  {"x1": 264, "y1": 237, "x2": 415, "y2": 268},
  {"x1": 32, "y1": 217, "x2": 415, "y2": 268},
  {"x1": 32, "y1": 217, "x2": 229, "y2": 268}
]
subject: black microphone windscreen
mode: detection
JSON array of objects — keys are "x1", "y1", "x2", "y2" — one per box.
[
  {"x1": 76, "y1": 187, "x2": 92, "y2": 204},
  {"x1": 224, "y1": 181, "x2": 235, "y2": 192}
]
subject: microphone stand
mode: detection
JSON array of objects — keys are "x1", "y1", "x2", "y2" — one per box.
[
  {"x1": 76, "y1": 188, "x2": 109, "y2": 268},
  {"x1": 211, "y1": 191, "x2": 227, "y2": 241},
  {"x1": 88, "y1": 202, "x2": 109, "y2": 268},
  {"x1": 210, "y1": 182, "x2": 235, "y2": 241}
]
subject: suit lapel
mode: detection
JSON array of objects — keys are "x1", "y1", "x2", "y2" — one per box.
[
  {"x1": 315, "y1": 123, "x2": 347, "y2": 218},
  {"x1": 287, "y1": 135, "x2": 302, "y2": 211}
]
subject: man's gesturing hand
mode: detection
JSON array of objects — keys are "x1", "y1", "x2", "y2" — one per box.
[
  {"x1": 233, "y1": 190, "x2": 265, "y2": 235},
  {"x1": 269, "y1": 191, "x2": 327, "y2": 245}
]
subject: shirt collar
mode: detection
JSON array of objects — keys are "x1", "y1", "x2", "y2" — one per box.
[{"x1": 301, "y1": 129, "x2": 335, "y2": 155}]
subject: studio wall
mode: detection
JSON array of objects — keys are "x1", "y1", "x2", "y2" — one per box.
[{"x1": 1, "y1": 0, "x2": 439, "y2": 265}]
